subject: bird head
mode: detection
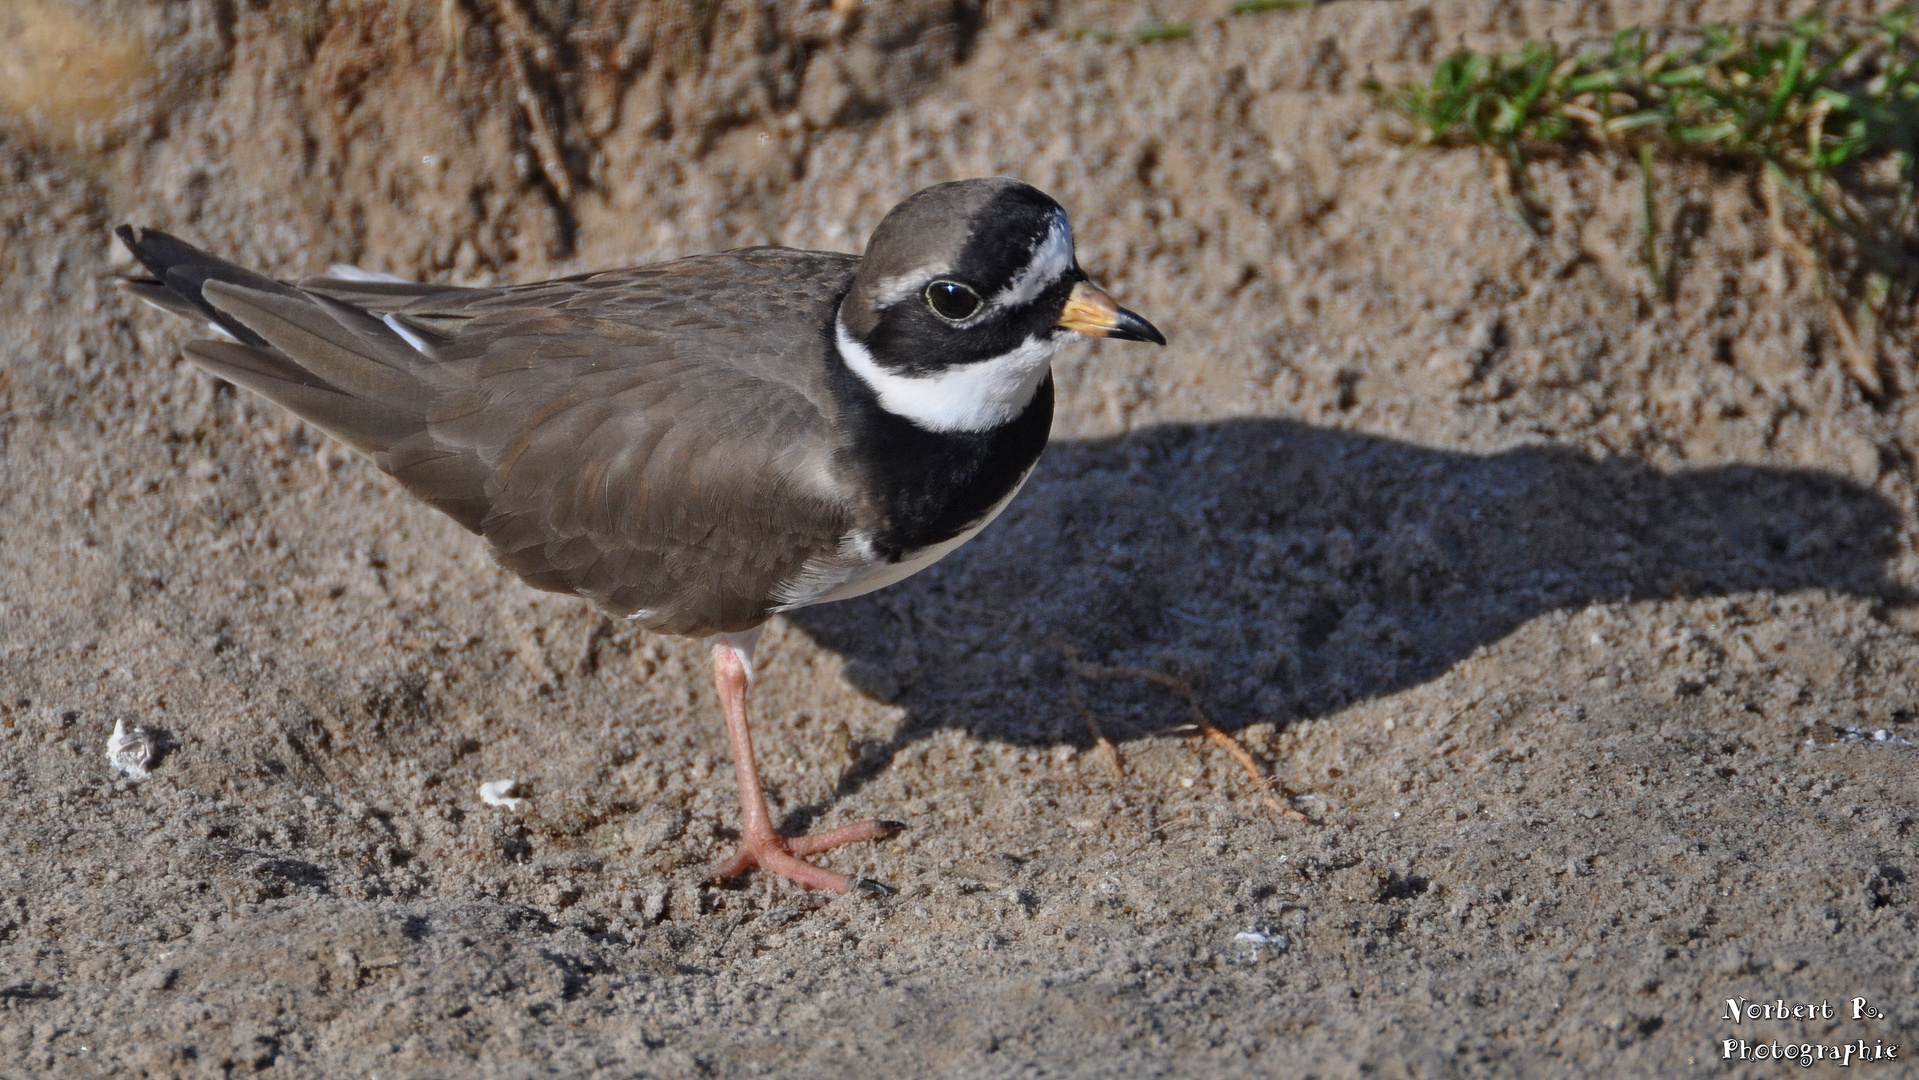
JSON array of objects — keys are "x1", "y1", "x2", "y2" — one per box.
[{"x1": 836, "y1": 177, "x2": 1163, "y2": 434}]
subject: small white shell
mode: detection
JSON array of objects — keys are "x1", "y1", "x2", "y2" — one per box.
[
  {"x1": 479, "y1": 779, "x2": 525, "y2": 810},
  {"x1": 105, "y1": 718, "x2": 155, "y2": 780},
  {"x1": 1232, "y1": 928, "x2": 1290, "y2": 960}
]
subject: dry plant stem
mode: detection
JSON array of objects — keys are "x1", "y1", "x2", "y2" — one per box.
[
  {"x1": 706, "y1": 642, "x2": 895, "y2": 893},
  {"x1": 1564, "y1": 892, "x2": 1605, "y2": 962},
  {"x1": 1825, "y1": 296, "x2": 1884, "y2": 397},
  {"x1": 1487, "y1": 149, "x2": 1542, "y2": 236},
  {"x1": 829, "y1": 721, "x2": 856, "y2": 789},
  {"x1": 1760, "y1": 169, "x2": 1880, "y2": 396},
  {"x1": 493, "y1": 0, "x2": 574, "y2": 202},
  {"x1": 1762, "y1": 168, "x2": 1795, "y2": 259},
  {"x1": 1054, "y1": 640, "x2": 1309, "y2": 822},
  {"x1": 1762, "y1": 167, "x2": 1824, "y2": 288},
  {"x1": 1049, "y1": 636, "x2": 1127, "y2": 777},
  {"x1": 437, "y1": 0, "x2": 464, "y2": 83},
  {"x1": 1051, "y1": 633, "x2": 1120, "y2": 778},
  {"x1": 1070, "y1": 666, "x2": 1127, "y2": 778}
]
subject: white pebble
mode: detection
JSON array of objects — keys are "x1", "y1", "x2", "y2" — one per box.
[
  {"x1": 479, "y1": 779, "x2": 525, "y2": 810},
  {"x1": 104, "y1": 718, "x2": 154, "y2": 780}
]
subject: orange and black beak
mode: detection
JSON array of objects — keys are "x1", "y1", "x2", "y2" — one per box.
[{"x1": 1056, "y1": 280, "x2": 1165, "y2": 345}]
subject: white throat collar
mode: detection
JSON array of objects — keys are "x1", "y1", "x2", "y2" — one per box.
[{"x1": 834, "y1": 310, "x2": 1063, "y2": 434}]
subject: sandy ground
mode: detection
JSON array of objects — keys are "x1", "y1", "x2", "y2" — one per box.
[{"x1": 3, "y1": 1, "x2": 1918, "y2": 1076}]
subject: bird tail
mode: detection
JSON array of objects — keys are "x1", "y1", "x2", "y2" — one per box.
[{"x1": 114, "y1": 225, "x2": 435, "y2": 457}]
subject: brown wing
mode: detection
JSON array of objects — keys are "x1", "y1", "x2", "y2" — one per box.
[{"x1": 120, "y1": 228, "x2": 868, "y2": 635}]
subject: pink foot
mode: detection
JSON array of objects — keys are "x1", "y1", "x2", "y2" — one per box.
[
  {"x1": 709, "y1": 818, "x2": 903, "y2": 894},
  {"x1": 706, "y1": 632, "x2": 902, "y2": 895}
]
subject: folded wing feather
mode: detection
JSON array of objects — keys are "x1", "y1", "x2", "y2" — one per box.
[{"x1": 119, "y1": 229, "x2": 872, "y2": 635}]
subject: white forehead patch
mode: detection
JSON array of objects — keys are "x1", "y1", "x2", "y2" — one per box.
[
  {"x1": 836, "y1": 313, "x2": 1063, "y2": 434},
  {"x1": 992, "y1": 210, "x2": 1074, "y2": 311}
]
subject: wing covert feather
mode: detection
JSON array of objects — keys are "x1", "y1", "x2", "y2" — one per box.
[
  {"x1": 134, "y1": 234, "x2": 865, "y2": 635},
  {"x1": 393, "y1": 250, "x2": 868, "y2": 634}
]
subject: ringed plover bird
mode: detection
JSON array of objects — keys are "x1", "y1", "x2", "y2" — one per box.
[{"x1": 116, "y1": 177, "x2": 1163, "y2": 893}]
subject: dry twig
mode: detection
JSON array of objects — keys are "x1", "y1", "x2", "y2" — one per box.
[
  {"x1": 1058, "y1": 645, "x2": 1126, "y2": 780},
  {"x1": 492, "y1": 0, "x2": 575, "y2": 202},
  {"x1": 1825, "y1": 296, "x2": 1884, "y2": 397},
  {"x1": 1051, "y1": 638, "x2": 1310, "y2": 822}
]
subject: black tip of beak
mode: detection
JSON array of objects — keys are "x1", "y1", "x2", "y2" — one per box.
[{"x1": 1111, "y1": 306, "x2": 1167, "y2": 346}]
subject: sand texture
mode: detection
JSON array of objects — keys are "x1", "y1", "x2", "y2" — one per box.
[{"x1": 2, "y1": 1, "x2": 1917, "y2": 1076}]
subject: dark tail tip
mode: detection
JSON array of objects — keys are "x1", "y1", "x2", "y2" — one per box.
[
  {"x1": 115, "y1": 223, "x2": 195, "y2": 290},
  {"x1": 115, "y1": 224, "x2": 164, "y2": 277},
  {"x1": 110, "y1": 225, "x2": 278, "y2": 348}
]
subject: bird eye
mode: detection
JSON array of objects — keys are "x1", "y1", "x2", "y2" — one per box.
[{"x1": 925, "y1": 280, "x2": 982, "y2": 322}]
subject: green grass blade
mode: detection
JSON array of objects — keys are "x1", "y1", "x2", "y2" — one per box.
[
  {"x1": 1765, "y1": 36, "x2": 1809, "y2": 123},
  {"x1": 1639, "y1": 143, "x2": 1664, "y2": 292},
  {"x1": 1133, "y1": 22, "x2": 1192, "y2": 43},
  {"x1": 1230, "y1": 0, "x2": 1312, "y2": 12},
  {"x1": 1370, "y1": 17, "x2": 1919, "y2": 291}
]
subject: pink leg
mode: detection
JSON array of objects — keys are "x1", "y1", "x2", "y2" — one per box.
[{"x1": 706, "y1": 640, "x2": 900, "y2": 893}]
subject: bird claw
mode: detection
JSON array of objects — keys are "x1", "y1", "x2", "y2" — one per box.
[
  {"x1": 851, "y1": 877, "x2": 897, "y2": 897},
  {"x1": 709, "y1": 817, "x2": 903, "y2": 894}
]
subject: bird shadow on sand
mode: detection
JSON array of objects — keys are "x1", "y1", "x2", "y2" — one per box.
[{"x1": 781, "y1": 417, "x2": 1906, "y2": 823}]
